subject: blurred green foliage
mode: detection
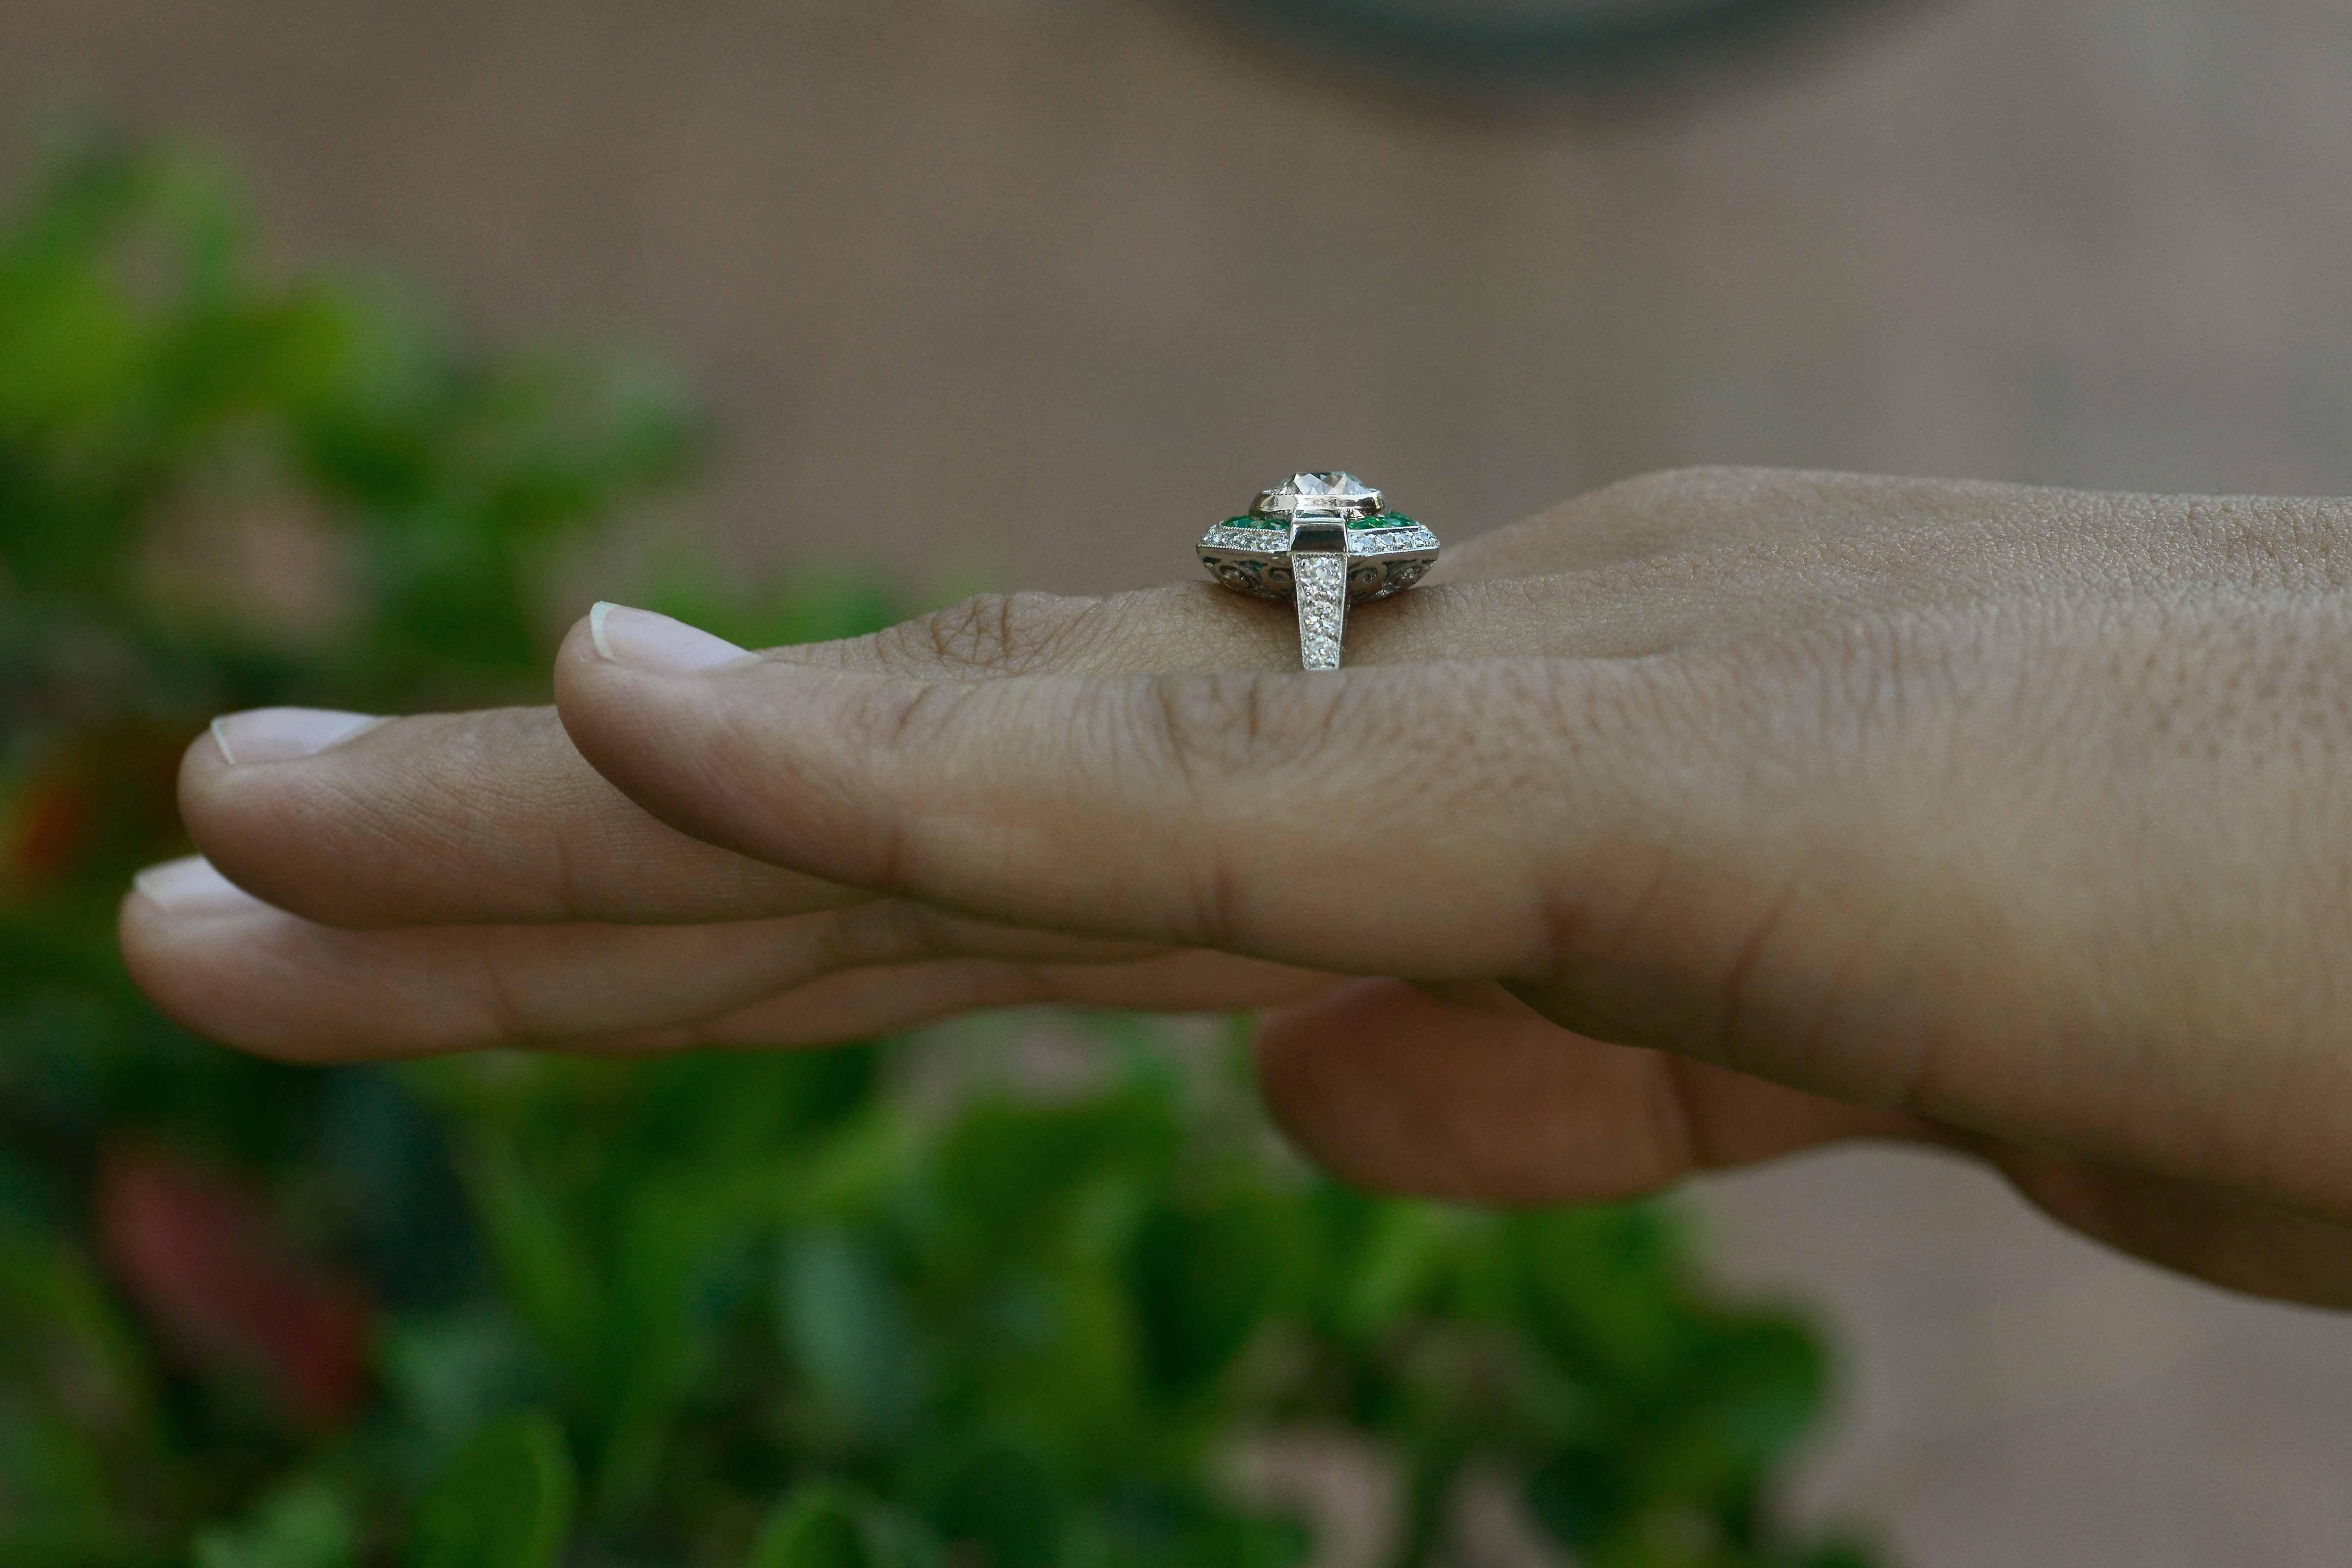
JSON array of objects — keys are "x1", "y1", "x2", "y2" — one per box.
[{"x1": 0, "y1": 144, "x2": 1881, "y2": 1568}]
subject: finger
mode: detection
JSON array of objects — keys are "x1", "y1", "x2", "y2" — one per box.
[
  {"x1": 618, "y1": 951, "x2": 1333, "y2": 1053},
  {"x1": 177, "y1": 597, "x2": 1202, "y2": 928},
  {"x1": 1988, "y1": 1144, "x2": 2352, "y2": 1310},
  {"x1": 1254, "y1": 979, "x2": 1930, "y2": 1205},
  {"x1": 554, "y1": 624, "x2": 1742, "y2": 980},
  {"x1": 196, "y1": 468, "x2": 1952, "y2": 935},
  {"x1": 121, "y1": 856, "x2": 838, "y2": 1060},
  {"x1": 183, "y1": 583, "x2": 1532, "y2": 930},
  {"x1": 122, "y1": 855, "x2": 1306, "y2": 1062},
  {"x1": 183, "y1": 703, "x2": 853, "y2": 928},
  {"x1": 183, "y1": 468, "x2": 2183, "y2": 929},
  {"x1": 561, "y1": 622, "x2": 1978, "y2": 1127}
]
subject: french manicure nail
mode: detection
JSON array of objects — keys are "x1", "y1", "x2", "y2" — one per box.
[
  {"x1": 210, "y1": 708, "x2": 386, "y2": 767},
  {"x1": 132, "y1": 856, "x2": 265, "y2": 917},
  {"x1": 588, "y1": 601, "x2": 754, "y2": 675}
]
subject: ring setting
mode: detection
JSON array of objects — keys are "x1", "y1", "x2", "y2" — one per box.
[{"x1": 1195, "y1": 472, "x2": 1441, "y2": 670}]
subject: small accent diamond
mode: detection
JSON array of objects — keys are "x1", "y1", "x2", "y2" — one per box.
[
  {"x1": 1292, "y1": 554, "x2": 1348, "y2": 671},
  {"x1": 1204, "y1": 525, "x2": 1289, "y2": 552},
  {"x1": 1347, "y1": 525, "x2": 1440, "y2": 555}
]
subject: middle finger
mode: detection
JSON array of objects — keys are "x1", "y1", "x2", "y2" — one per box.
[{"x1": 120, "y1": 853, "x2": 1311, "y2": 1060}]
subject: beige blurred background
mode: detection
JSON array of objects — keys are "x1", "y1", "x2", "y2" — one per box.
[{"x1": 9, "y1": 0, "x2": 2352, "y2": 1561}]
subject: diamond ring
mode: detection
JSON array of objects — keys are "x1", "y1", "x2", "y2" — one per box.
[{"x1": 1194, "y1": 472, "x2": 1442, "y2": 670}]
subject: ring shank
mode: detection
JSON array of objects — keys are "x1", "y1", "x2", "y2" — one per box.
[{"x1": 1291, "y1": 554, "x2": 1348, "y2": 671}]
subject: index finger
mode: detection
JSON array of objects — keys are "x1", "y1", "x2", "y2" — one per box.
[
  {"x1": 177, "y1": 583, "x2": 1311, "y2": 927},
  {"x1": 550, "y1": 625, "x2": 1747, "y2": 978},
  {"x1": 177, "y1": 548, "x2": 1631, "y2": 930}
]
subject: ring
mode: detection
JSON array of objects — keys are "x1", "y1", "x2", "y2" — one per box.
[{"x1": 1194, "y1": 472, "x2": 1442, "y2": 670}]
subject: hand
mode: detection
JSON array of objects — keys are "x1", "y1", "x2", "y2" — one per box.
[{"x1": 122, "y1": 468, "x2": 2352, "y2": 1306}]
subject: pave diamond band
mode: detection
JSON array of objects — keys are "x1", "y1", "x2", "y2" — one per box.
[
  {"x1": 1195, "y1": 472, "x2": 1441, "y2": 670},
  {"x1": 1290, "y1": 553, "x2": 1349, "y2": 670},
  {"x1": 1198, "y1": 523, "x2": 1437, "y2": 556}
]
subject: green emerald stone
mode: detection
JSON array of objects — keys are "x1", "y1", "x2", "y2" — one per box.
[{"x1": 1223, "y1": 514, "x2": 1285, "y2": 531}]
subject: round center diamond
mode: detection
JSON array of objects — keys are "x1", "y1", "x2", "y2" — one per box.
[{"x1": 1251, "y1": 471, "x2": 1385, "y2": 522}]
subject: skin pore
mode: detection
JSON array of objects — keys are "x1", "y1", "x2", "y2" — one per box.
[{"x1": 121, "y1": 468, "x2": 2352, "y2": 1306}]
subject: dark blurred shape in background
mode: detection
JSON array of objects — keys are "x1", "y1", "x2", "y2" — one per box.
[{"x1": 1204, "y1": 0, "x2": 1869, "y2": 78}]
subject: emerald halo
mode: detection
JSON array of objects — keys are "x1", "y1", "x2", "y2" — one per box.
[{"x1": 1195, "y1": 471, "x2": 1442, "y2": 671}]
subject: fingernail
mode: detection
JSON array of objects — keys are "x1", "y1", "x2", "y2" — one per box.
[
  {"x1": 131, "y1": 856, "x2": 265, "y2": 917},
  {"x1": 210, "y1": 708, "x2": 386, "y2": 767},
  {"x1": 588, "y1": 601, "x2": 753, "y2": 674}
]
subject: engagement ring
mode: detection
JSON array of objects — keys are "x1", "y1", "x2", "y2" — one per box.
[{"x1": 1195, "y1": 472, "x2": 1441, "y2": 670}]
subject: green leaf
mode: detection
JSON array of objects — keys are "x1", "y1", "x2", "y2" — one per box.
[
  {"x1": 375, "y1": 1309, "x2": 547, "y2": 1448},
  {"x1": 928, "y1": 1094, "x2": 1177, "y2": 1268},
  {"x1": 1062, "y1": 1492, "x2": 1311, "y2": 1568},
  {"x1": 1521, "y1": 1449, "x2": 1622, "y2": 1555},
  {"x1": 1331, "y1": 1200, "x2": 1468, "y2": 1343},
  {"x1": 192, "y1": 1477, "x2": 358, "y2": 1568},
  {"x1": 925, "y1": 1446, "x2": 1060, "y2": 1568},
  {"x1": 407, "y1": 1412, "x2": 575, "y2": 1568},
  {"x1": 1127, "y1": 1195, "x2": 1296, "y2": 1399},
  {"x1": 1502, "y1": 1205, "x2": 1691, "y2": 1383},
  {"x1": 456, "y1": 1131, "x2": 604, "y2": 1388},
  {"x1": 0, "y1": 1211, "x2": 160, "y2": 1551},
  {"x1": 747, "y1": 1483, "x2": 935, "y2": 1568},
  {"x1": 777, "y1": 1230, "x2": 922, "y2": 1446}
]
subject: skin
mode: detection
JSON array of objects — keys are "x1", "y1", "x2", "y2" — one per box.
[{"x1": 119, "y1": 468, "x2": 2352, "y2": 1306}]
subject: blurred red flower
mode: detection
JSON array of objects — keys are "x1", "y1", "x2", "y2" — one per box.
[{"x1": 95, "y1": 1142, "x2": 374, "y2": 1433}]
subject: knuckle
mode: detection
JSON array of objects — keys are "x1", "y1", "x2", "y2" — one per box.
[
  {"x1": 1139, "y1": 673, "x2": 1293, "y2": 780},
  {"x1": 467, "y1": 946, "x2": 536, "y2": 1046},
  {"x1": 821, "y1": 899, "x2": 958, "y2": 971},
  {"x1": 1182, "y1": 853, "x2": 1251, "y2": 952},
  {"x1": 887, "y1": 591, "x2": 1099, "y2": 677},
  {"x1": 966, "y1": 960, "x2": 1056, "y2": 1010},
  {"x1": 1122, "y1": 672, "x2": 1354, "y2": 950},
  {"x1": 835, "y1": 673, "x2": 948, "y2": 752},
  {"x1": 818, "y1": 677, "x2": 969, "y2": 895},
  {"x1": 1141, "y1": 667, "x2": 1467, "y2": 800}
]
